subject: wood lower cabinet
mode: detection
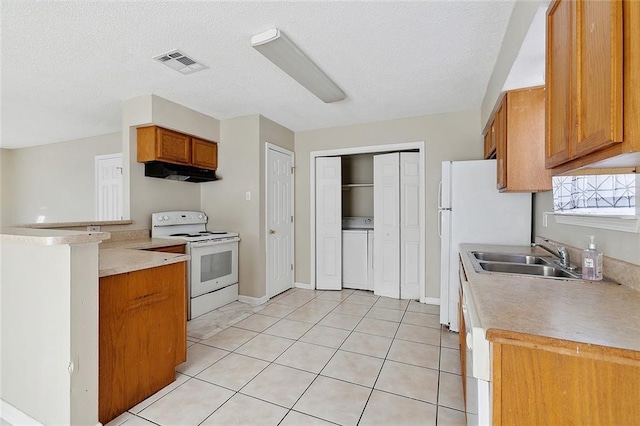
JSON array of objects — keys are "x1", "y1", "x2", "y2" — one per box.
[
  {"x1": 137, "y1": 125, "x2": 218, "y2": 171},
  {"x1": 489, "y1": 332, "x2": 640, "y2": 425},
  {"x1": 99, "y1": 262, "x2": 187, "y2": 424},
  {"x1": 547, "y1": 0, "x2": 640, "y2": 173}
]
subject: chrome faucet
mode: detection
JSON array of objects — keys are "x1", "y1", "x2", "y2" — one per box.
[{"x1": 532, "y1": 239, "x2": 575, "y2": 270}]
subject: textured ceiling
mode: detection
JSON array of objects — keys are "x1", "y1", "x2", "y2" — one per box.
[{"x1": 1, "y1": 0, "x2": 518, "y2": 149}]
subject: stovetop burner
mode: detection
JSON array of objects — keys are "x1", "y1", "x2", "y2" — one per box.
[
  {"x1": 151, "y1": 211, "x2": 238, "y2": 242},
  {"x1": 170, "y1": 232, "x2": 227, "y2": 238}
]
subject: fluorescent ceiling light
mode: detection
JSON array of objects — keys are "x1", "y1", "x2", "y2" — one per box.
[{"x1": 251, "y1": 29, "x2": 346, "y2": 103}]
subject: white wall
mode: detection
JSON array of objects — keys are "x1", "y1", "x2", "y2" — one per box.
[
  {"x1": 2, "y1": 133, "x2": 121, "y2": 225},
  {"x1": 533, "y1": 191, "x2": 640, "y2": 265},
  {"x1": 200, "y1": 115, "x2": 294, "y2": 299},
  {"x1": 481, "y1": 0, "x2": 543, "y2": 128},
  {"x1": 123, "y1": 95, "x2": 220, "y2": 229},
  {"x1": 1, "y1": 240, "x2": 99, "y2": 425},
  {"x1": 294, "y1": 110, "x2": 482, "y2": 299},
  {"x1": 201, "y1": 115, "x2": 262, "y2": 297},
  {"x1": 0, "y1": 148, "x2": 14, "y2": 226}
]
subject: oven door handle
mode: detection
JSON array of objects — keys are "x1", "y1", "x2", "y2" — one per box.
[{"x1": 190, "y1": 237, "x2": 241, "y2": 248}]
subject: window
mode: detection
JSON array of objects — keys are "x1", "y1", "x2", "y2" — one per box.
[{"x1": 552, "y1": 173, "x2": 637, "y2": 215}]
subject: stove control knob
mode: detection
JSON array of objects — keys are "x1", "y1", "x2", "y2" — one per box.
[
  {"x1": 198, "y1": 214, "x2": 205, "y2": 219},
  {"x1": 163, "y1": 215, "x2": 169, "y2": 221}
]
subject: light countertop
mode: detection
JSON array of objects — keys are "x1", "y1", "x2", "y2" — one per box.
[
  {"x1": 19, "y1": 219, "x2": 133, "y2": 229},
  {"x1": 99, "y1": 238, "x2": 189, "y2": 277},
  {"x1": 460, "y1": 243, "x2": 640, "y2": 355},
  {"x1": 1, "y1": 227, "x2": 110, "y2": 245}
]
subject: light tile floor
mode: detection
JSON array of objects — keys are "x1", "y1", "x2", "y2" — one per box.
[{"x1": 107, "y1": 288, "x2": 466, "y2": 426}]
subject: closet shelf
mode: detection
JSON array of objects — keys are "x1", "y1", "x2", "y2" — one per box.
[{"x1": 341, "y1": 183, "x2": 373, "y2": 188}]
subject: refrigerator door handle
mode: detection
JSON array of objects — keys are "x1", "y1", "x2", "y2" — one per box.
[
  {"x1": 437, "y1": 180, "x2": 443, "y2": 209},
  {"x1": 438, "y1": 210, "x2": 443, "y2": 238}
]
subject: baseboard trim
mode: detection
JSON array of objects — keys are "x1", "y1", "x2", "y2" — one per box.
[
  {"x1": 1, "y1": 399, "x2": 44, "y2": 426},
  {"x1": 294, "y1": 282, "x2": 314, "y2": 290},
  {"x1": 238, "y1": 295, "x2": 269, "y2": 306},
  {"x1": 421, "y1": 297, "x2": 440, "y2": 305}
]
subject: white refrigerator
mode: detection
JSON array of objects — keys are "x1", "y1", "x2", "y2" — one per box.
[{"x1": 439, "y1": 160, "x2": 531, "y2": 332}]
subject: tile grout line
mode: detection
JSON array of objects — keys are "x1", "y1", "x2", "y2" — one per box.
[
  {"x1": 124, "y1": 290, "x2": 450, "y2": 426},
  {"x1": 354, "y1": 298, "x2": 411, "y2": 425}
]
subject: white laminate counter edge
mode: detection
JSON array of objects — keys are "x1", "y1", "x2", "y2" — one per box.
[
  {"x1": 18, "y1": 220, "x2": 133, "y2": 229},
  {"x1": 1, "y1": 227, "x2": 110, "y2": 246}
]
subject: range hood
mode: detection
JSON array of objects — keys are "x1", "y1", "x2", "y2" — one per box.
[{"x1": 144, "y1": 161, "x2": 218, "y2": 183}]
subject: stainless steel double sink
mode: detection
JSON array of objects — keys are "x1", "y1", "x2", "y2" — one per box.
[{"x1": 469, "y1": 251, "x2": 582, "y2": 280}]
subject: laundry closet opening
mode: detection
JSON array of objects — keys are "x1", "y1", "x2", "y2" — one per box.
[{"x1": 310, "y1": 142, "x2": 425, "y2": 303}]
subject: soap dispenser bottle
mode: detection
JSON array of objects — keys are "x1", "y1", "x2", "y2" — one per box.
[{"x1": 582, "y1": 235, "x2": 603, "y2": 281}]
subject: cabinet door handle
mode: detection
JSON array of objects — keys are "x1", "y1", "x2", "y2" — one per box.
[{"x1": 269, "y1": 229, "x2": 276, "y2": 235}]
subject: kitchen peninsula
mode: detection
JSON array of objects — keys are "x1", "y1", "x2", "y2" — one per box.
[
  {"x1": 98, "y1": 235, "x2": 189, "y2": 424},
  {"x1": 0, "y1": 227, "x2": 189, "y2": 425}
]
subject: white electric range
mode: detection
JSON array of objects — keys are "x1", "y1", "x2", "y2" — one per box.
[{"x1": 151, "y1": 211, "x2": 240, "y2": 320}]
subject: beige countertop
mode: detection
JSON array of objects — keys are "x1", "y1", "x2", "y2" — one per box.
[
  {"x1": 460, "y1": 243, "x2": 640, "y2": 354},
  {"x1": 1, "y1": 227, "x2": 110, "y2": 245},
  {"x1": 20, "y1": 219, "x2": 133, "y2": 229},
  {"x1": 99, "y1": 238, "x2": 189, "y2": 277}
]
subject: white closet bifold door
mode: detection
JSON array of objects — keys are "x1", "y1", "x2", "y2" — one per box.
[
  {"x1": 315, "y1": 157, "x2": 342, "y2": 290},
  {"x1": 400, "y1": 152, "x2": 420, "y2": 300},
  {"x1": 373, "y1": 153, "x2": 400, "y2": 298}
]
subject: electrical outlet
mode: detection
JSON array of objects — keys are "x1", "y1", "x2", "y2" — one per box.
[
  {"x1": 87, "y1": 225, "x2": 101, "y2": 232},
  {"x1": 245, "y1": 191, "x2": 251, "y2": 201}
]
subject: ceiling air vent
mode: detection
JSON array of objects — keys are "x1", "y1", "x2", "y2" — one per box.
[{"x1": 152, "y1": 50, "x2": 207, "y2": 75}]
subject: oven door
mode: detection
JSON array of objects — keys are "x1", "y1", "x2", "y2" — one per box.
[{"x1": 189, "y1": 239, "x2": 239, "y2": 297}]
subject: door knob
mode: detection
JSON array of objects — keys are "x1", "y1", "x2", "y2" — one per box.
[{"x1": 269, "y1": 229, "x2": 276, "y2": 234}]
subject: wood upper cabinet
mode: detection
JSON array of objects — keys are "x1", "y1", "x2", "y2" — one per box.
[
  {"x1": 494, "y1": 101, "x2": 507, "y2": 190},
  {"x1": 192, "y1": 137, "x2": 218, "y2": 169},
  {"x1": 483, "y1": 122, "x2": 496, "y2": 159},
  {"x1": 137, "y1": 125, "x2": 218, "y2": 170},
  {"x1": 483, "y1": 86, "x2": 552, "y2": 192},
  {"x1": 156, "y1": 127, "x2": 192, "y2": 164},
  {"x1": 546, "y1": 0, "x2": 574, "y2": 167},
  {"x1": 99, "y1": 262, "x2": 187, "y2": 424},
  {"x1": 546, "y1": 0, "x2": 640, "y2": 173}
]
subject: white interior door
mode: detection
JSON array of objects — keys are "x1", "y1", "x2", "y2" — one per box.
[
  {"x1": 95, "y1": 153, "x2": 123, "y2": 220},
  {"x1": 400, "y1": 152, "x2": 420, "y2": 300},
  {"x1": 315, "y1": 156, "x2": 342, "y2": 290},
  {"x1": 266, "y1": 145, "x2": 294, "y2": 298},
  {"x1": 373, "y1": 153, "x2": 400, "y2": 298}
]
